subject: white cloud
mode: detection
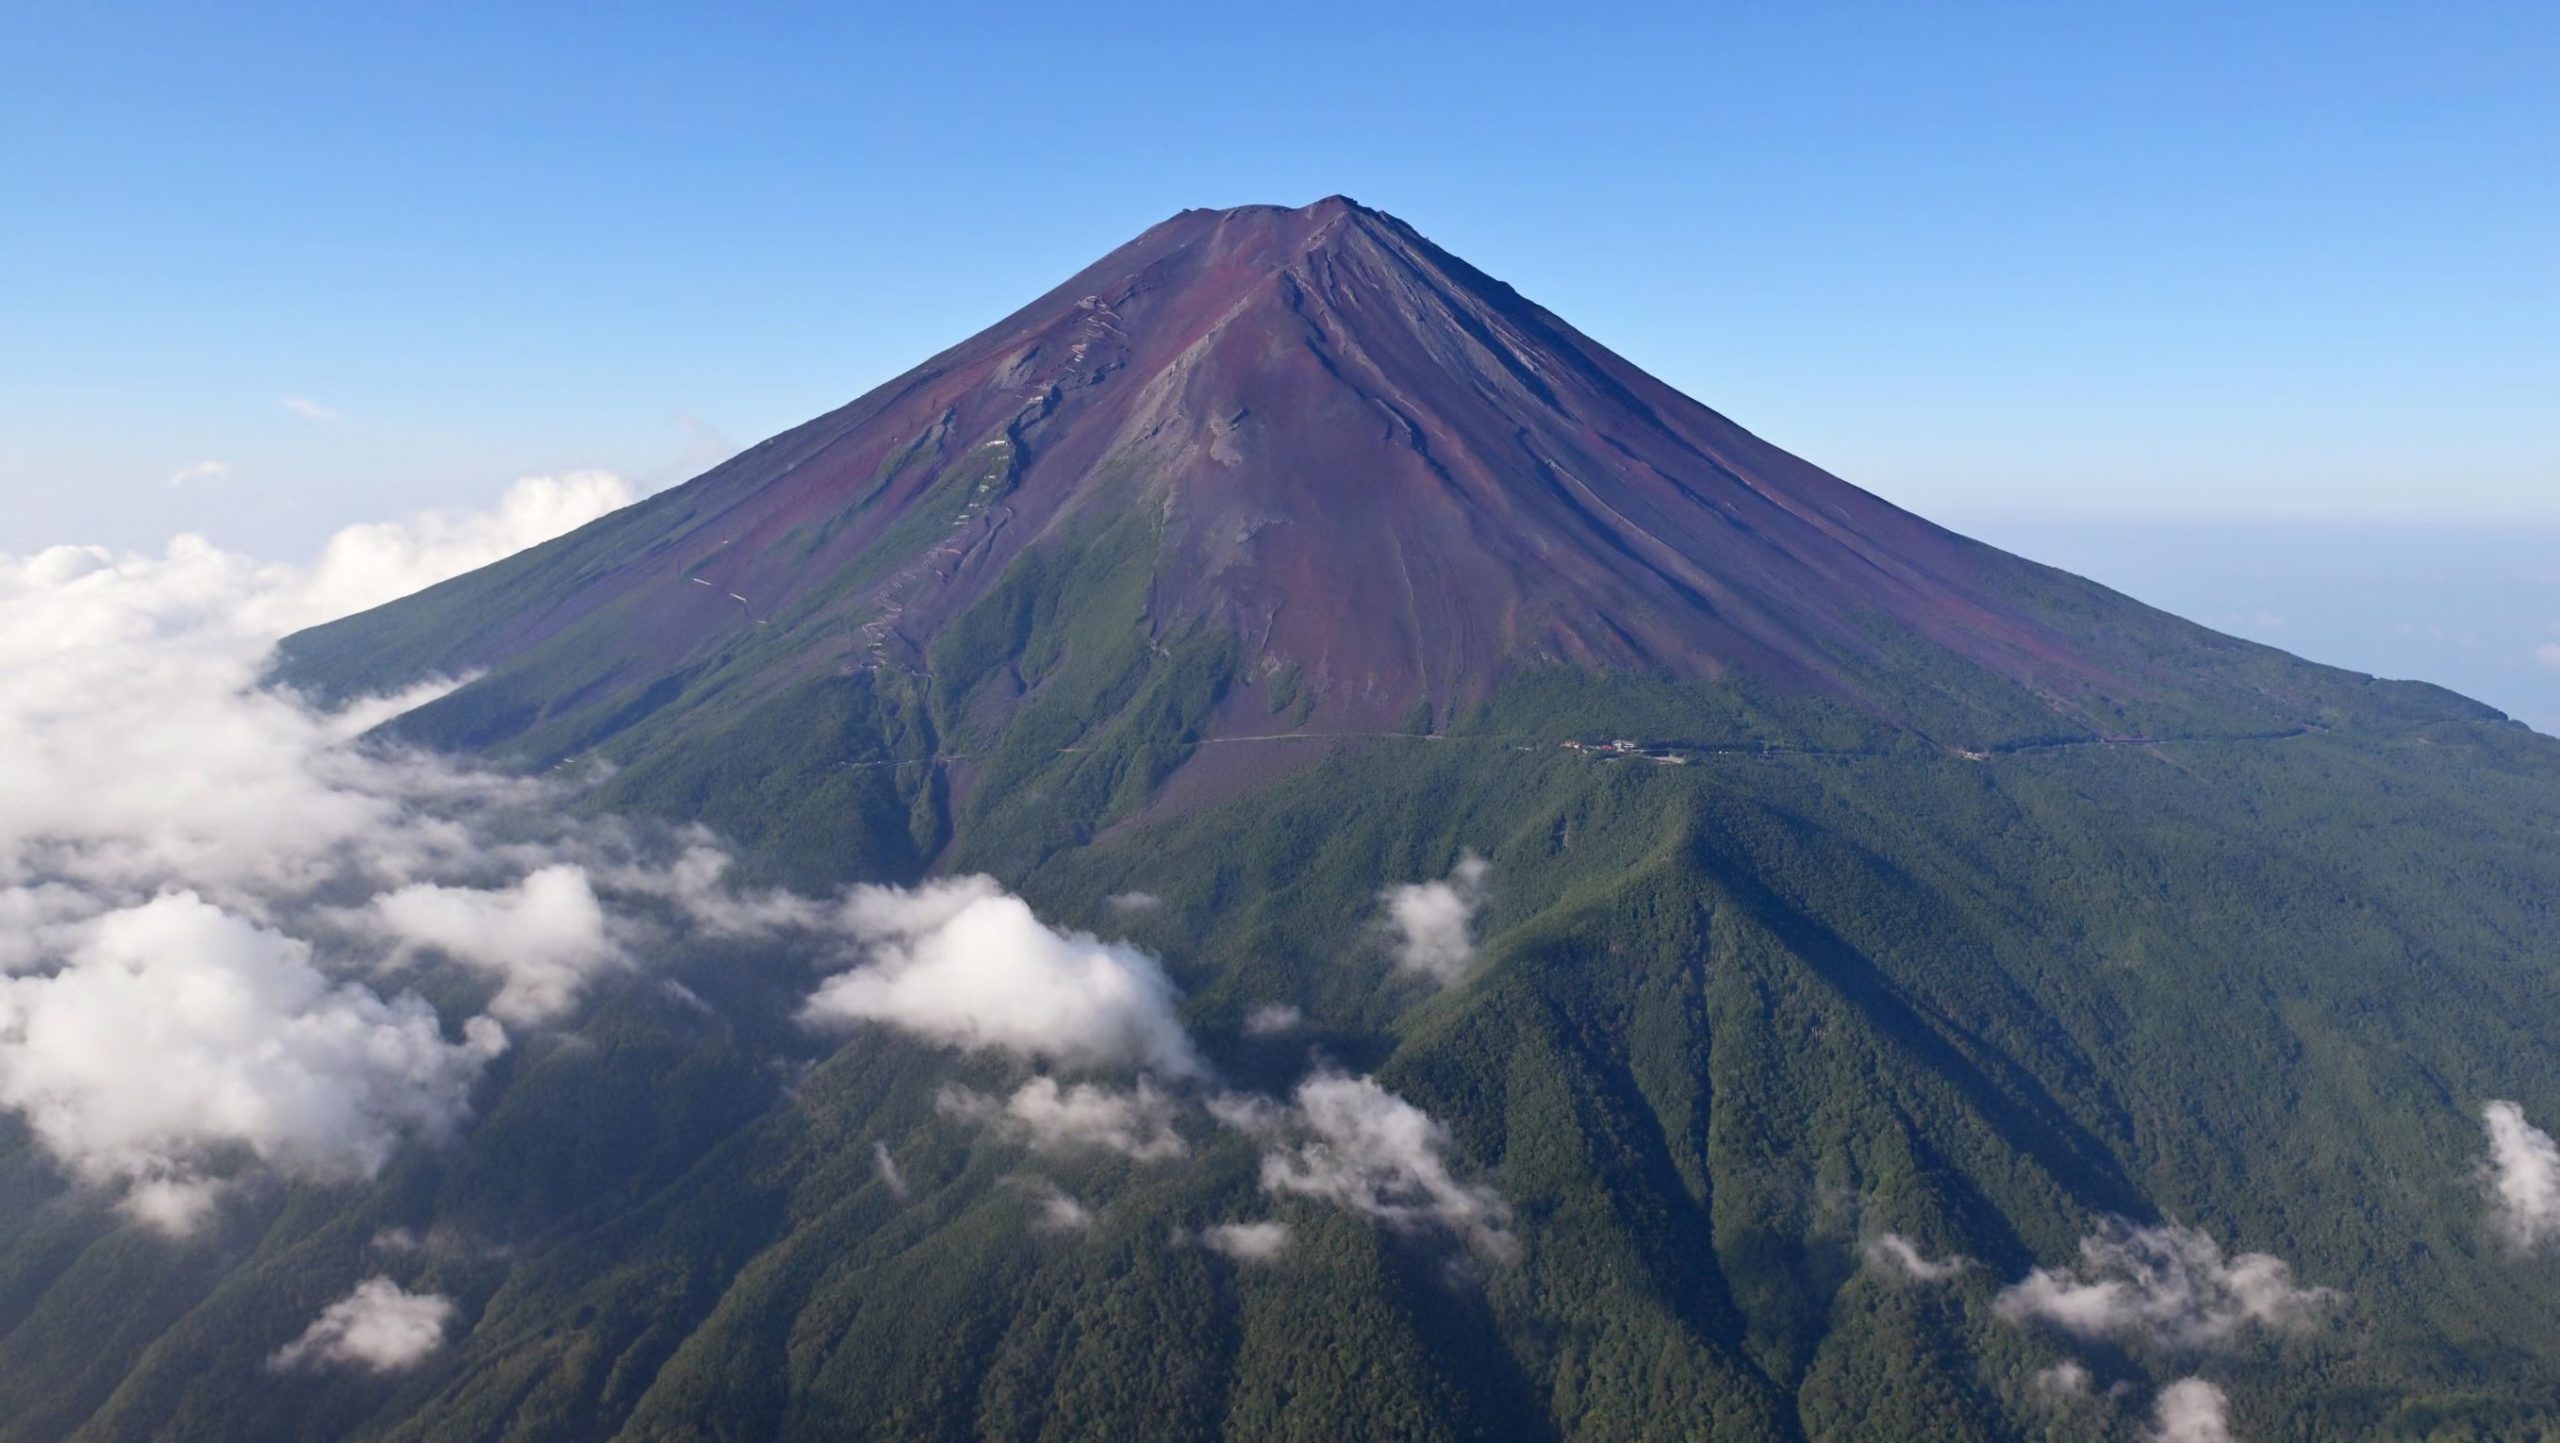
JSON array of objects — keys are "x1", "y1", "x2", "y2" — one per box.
[
  {"x1": 358, "y1": 865, "x2": 622, "y2": 1024},
  {"x1": 1380, "y1": 853, "x2": 1489, "y2": 985},
  {"x1": 2030, "y1": 1360, "x2": 2093, "y2": 1402},
  {"x1": 1013, "y1": 1177, "x2": 1094, "y2": 1233},
  {"x1": 1993, "y1": 1221, "x2": 2332, "y2": 1352},
  {"x1": 2481, "y1": 1100, "x2": 2560, "y2": 1249},
  {"x1": 1242, "y1": 1003, "x2": 1303, "y2": 1037},
  {"x1": 0, "y1": 473, "x2": 635, "y2": 904},
  {"x1": 873, "y1": 1141, "x2": 909, "y2": 1200},
  {"x1": 0, "y1": 474, "x2": 638, "y2": 1229},
  {"x1": 1256, "y1": 1072, "x2": 1513, "y2": 1260},
  {"x1": 3, "y1": 895, "x2": 501, "y2": 1211},
  {"x1": 300, "y1": 471, "x2": 634, "y2": 621},
  {"x1": 1200, "y1": 1219, "x2": 1291, "y2": 1263},
  {"x1": 607, "y1": 845, "x2": 830, "y2": 939},
  {"x1": 803, "y1": 878, "x2": 1204, "y2": 1077},
  {"x1": 270, "y1": 1277, "x2": 456, "y2": 1373},
  {"x1": 0, "y1": 894, "x2": 503, "y2": 1231},
  {"x1": 939, "y1": 1077, "x2": 1188, "y2": 1161},
  {"x1": 2145, "y1": 1378, "x2": 2234, "y2": 1443},
  {"x1": 1205, "y1": 1089, "x2": 1288, "y2": 1134},
  {"x1": 368, "y1": 1225, "x2": 507, "y2": 1262},
  {"x1": 4, "y1": 470, "x2": 1260, "y2": 1241},
  {"x1": 1864, "y1": 1232, "x2": 1970, "y2": 1282},
  {"x1": 166, "y1": 459, "x2": 231, "y2": 488},
  {"x1": 281, "y1": 395, "x2": 344, "y2": 423},
  {"x1": 0, "y1": 883, "x2": 95, "y2": 973}
]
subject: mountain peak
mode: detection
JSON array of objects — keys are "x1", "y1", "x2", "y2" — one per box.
[
  {"x1": 1185, "y1": 193, "x2": 1374, "y2": 222},
  {"x1": 286, "y1": 200, "x2": 2360, "y2": 796}
]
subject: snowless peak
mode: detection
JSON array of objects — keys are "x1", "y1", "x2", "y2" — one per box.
[{"x1": 285, "y1": 197, "x2": 2341, "y2": 784}]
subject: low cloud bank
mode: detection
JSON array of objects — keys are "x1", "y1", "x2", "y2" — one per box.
[
  {"x1": 0, "y1": 476, "x2": 647, "y2": 1229},
  {"x1": 269, "y1": 1277, "x2": 458, "y2": 1374}
]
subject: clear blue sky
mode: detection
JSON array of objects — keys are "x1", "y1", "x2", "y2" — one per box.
[{"x1": 3, "y1": 0, "x2": 2553, "y2": 558}]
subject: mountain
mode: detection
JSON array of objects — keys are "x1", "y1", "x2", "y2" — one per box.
[
  {"x1": 10, "y1": 199, "x2": 2560, "y2": 1442},
  {"x1": 282, "y1": 199, "x2": 2451, "y2": 821}
]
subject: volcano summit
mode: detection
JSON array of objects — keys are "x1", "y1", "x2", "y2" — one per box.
[{"x1": 287, "y1": 198, "x2": 2403, "y2": 800}]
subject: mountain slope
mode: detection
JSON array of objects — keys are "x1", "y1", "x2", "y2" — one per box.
[
  {"x1": 4, "y1": 200, "x2": 2556, "y2": 1443},
  {"x1": 281, "y1": 200, "x2": 2450, "y2": 780}
]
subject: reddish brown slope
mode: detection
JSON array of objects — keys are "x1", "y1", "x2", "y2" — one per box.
[{"x1": 287, "y1": 197, "x2": 2322, "y2": 745}]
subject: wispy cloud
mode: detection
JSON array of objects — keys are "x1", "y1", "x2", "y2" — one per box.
[
  {"x1": 1199, "y1": 1219, "x2": 1291, "y2": 1263},
  {"x1": 1242, "y1": 1003, "x2": 1304, "y2": 1037},
  {"x1": 1993, "y1": 1220, "x2": 2332, "y2": 1352},
  {"x1": 166, "y1": 459, "x2": 230, "y2": 488},
  {"x1": 281, "y1": 394, "x2": 343, "y2": 423},
  {"x1": 368, "y1": 1225, "x2": 507, "y2": 1262},
  {"x1": 1012, "y1": 1176, "x2": 1094, "y2": 1233},
  {"x1": 2030, "y1": 1360, "x2": 2093, "y2": 1402},
  {"x1": 1864, "y1": 1231, "x2": 1970, "y2": 1282},
  {"x1": 1252, "y1": 1071, "x2": 1514, "y2": 1260},
  {"x1": 872, "y1": 1141, "x2": 909, "y2": 1200},
  {"x1": 939, "y1": 1077, "x2": 1189, "y2": 1161}
]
